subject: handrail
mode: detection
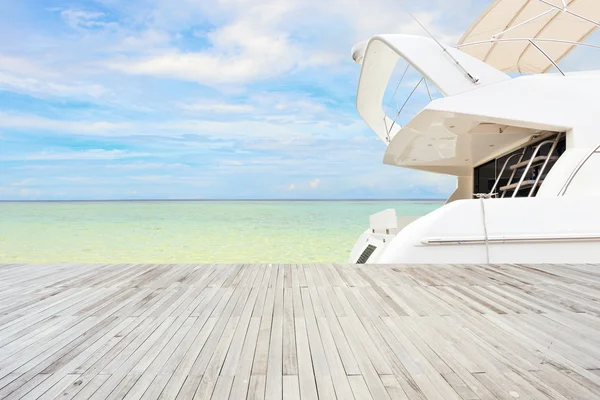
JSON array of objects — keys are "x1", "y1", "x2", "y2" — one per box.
[
  {"x1": 422, "y1": 233, "x2": 600, "y2": 245},
  {"x1": 502, "y1": 149, "x2": 527, "y2": 198},
  {"x1": 528, "y1": 39, "x2": 565, "y2": 76},
  {"x1": 386, "y1": 64, "x2": 410, "y2": 111},
  {"x1": 558, "y1": 143, "x2": 600, "y2": 196},
  {"x1": 489, "y1": 153, "x2": 524, "y2": 196},
  {"x1": 386, "y1": 77, "x2": 424, "y2": 136},
  {"x1": 528, "y1": 132, "x2": 562, "y2": 197},
  {"x1": 512, "y1": 139, "x2": 555, "y2": 198}
]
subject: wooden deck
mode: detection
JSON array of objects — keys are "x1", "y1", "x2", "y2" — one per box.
[{"x1": 0, "y1": 263, "x2": 599, "y2": 400}]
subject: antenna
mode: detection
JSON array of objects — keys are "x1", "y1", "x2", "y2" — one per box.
[{"x1": 397, "y1": 1, "x2": 480, "y2": 85}]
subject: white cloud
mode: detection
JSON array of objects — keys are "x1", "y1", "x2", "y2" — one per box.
[
  {"x1": 0, "y1": 56, "x2": 51, "y2": 78},
  {"x1": 106, "y1": 1, "x2": 441, "y2": 85},
  {"x1": 19, "y1": 188, "x2": 41, "y2": 198},
  {"x1": 0, "y1": 106, "x2": 362, "y2": 145},
  {"x1": 309, "y1": 178, "x2": 320, "y2": 189},
  {"x1": 106, "y1": 162, "x2": 188, "y2": 170},
  {"x1": 0, "y1": 71, "x2": 108, "y2": 98},
  {"x1": 60, "y1": 9, "x2": 113, "y2": 30},
  {"x1": 10, "y1": 178, "x2": 37, "y2": 187},
  {"x1": 0, "y1": 56, "x2": 109, "y2": 99},
  {"x1": 180, "y1": 94, "x2": 335, "y2": 124},
  {"x1": 220, "y1": 160, "x2": 244, "y2": 166},
  {"x1": 114, "y1": 29, "x2": 171, "y2": 52},
  {"x1": 288, "y1": 183, "x2": 296, "y2": 191},
  {"x1": 102, "y1": 0, "x2": 466, "y2": 88},
  {"x1": 129, "y1": 175, "x2": 213, "y2": 186},
  {"x1": 181, "y1": 101, "x2": 255, "y2": 113},
  {"x1": 0, "y1": 149, "x2": 149, "y2": 161},
  {"x1": 110, "y1": 43, "x2": 295, "y2": 84},
  {"x1": 0, "y1": 112, "x2": 131, "y2": 134},
  {"x1": 109, "y1": 1, "x2": 300, "y2": 84},
  {"x1": 57, "y1": 177, "x2": 92, "y2": 182},
  {"x1": 2, "y1": 1, "x2": 472, "y2": 98}
]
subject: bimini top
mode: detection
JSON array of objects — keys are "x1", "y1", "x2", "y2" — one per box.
[{"x1": 458, "y1": 0, "x2": 600, "y2": 74}]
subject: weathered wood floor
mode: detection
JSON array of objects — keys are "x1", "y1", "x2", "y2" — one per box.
[{"x1": 0, "y1": 263, "x2": 599, "y2": 400}]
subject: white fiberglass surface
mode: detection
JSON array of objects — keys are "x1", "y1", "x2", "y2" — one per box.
[{"x1": 564, "y1": 151, "x2": 600, "y2": 196}]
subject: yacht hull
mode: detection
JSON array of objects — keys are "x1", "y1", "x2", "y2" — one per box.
[{"x1": 350, "y1": 197, "x2": 600, "y2": 264}]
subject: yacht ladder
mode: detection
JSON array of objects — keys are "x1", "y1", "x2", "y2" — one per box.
[{"x1": 490, "y1": 132, "x2": 563, "y2": 198}]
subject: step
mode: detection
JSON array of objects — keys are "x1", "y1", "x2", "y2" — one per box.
[
  {"x1": 500, "y1": 179, "x2": 543, "y2": 192},
  {"x1": 509, "y1": 156, "x2": 558, "y2": 171}
]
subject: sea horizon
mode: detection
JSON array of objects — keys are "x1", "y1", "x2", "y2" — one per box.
[{"x1": 0, "y1": 198, "x2": 446, "y2": 202}]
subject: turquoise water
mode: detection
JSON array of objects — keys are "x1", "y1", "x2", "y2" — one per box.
[{"x1": 0, "y1": 201, "x2": 442, "y2": 263}]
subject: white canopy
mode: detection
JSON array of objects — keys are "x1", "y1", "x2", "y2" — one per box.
[{"x1": 458, "y1": 0, "x2": 600, "y2": 74}]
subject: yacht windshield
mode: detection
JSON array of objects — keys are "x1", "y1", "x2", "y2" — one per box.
[{"x1": 382, "y1": 61, "x2": 442, "y2": 135}]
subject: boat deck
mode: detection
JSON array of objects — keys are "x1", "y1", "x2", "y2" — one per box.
[{"x1": 0, "y1": 263, "x2": 599, "y2": 400}]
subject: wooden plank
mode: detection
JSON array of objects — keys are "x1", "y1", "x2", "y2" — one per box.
[
  {"x1": 300, "y1": 286, "x2": 336, "y2": 399},
  {"x1": 348, "y1": 375, "x2": 373, "y2": 400},
  {"x1": 0, "y1": 262, "x2": 599, "y2": 400},
  {"x1": 209, "y1": 376, "x2": 233, "y2": 400},
  {"x1": 282, "y1": 375, "x2": 300, "y2": 400},
  {"x1": 247, "y1": 375, "x2": 265, "y2": 400},
  {"x1": 292, "y1": 318, "x2": 318, "y2": 400},
  {"x1": 282, "y1": 284, "x2": 298, "y2": 376},
  {"x1": 140, "y1": 374, "x2": 172, "y2": 400},
  {"x1": 227, "y1": 317, "x2": 261, "y2": 399}
]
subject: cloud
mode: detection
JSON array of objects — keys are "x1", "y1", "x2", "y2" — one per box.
[
  {"x1": 0, "y1": 71, "x2": 108, "y2": 99},
  {"x1": 0, "y1": 149, "x2": 149, "y2": 161},
  {"x1": 113, "y1": 29, "x2": 172, "y2": 52},
  {"x1": 181, "y1": 101, "x2": 255, "y2": 113},
  {"x1": 108, "y1": 2, "x2": 301, "y2": 85},
  {"x1": 105, "y1": 1, "x2": 461, "y2": 86},
  {"x1": 105, "y1": 0, "x2": 464, "y2": 84},
  {"x1": 10, "y1": 178, "x2": 37, "y2": 187},
  {"x1": 288, "y1": 183, "x2": 296, "y2": 191},
  {"x1": 19, "y1": 188, "x2": 41, "y2": 198},
  {"x1": 309, "y1": 178, "x2": 320, "y2": 189},
  {"x1": 180, "y1": 94, "x2": 336, "y2": 126},
  {"x1": 0, "y1": 56, "x2": 109, "y2": 99},
  {"x1": 129, "y1": 175, "x2": 213, "y2": 186},
  {"x1": 109, "y1": 43, "x2": 295, "y2": 85},
  {"x1": 57, "y1": 177, "x2": 94, "y2": 182},
  {"x1": 0, "y1": 112, "x2": 132, "y2": 134},
  {"x1": 0, "y1": 105, "x2": 359, "y2": 147},
  {"x1": 106, "y1": 162, "x2": 189, "y2": 170},
  {"x1": 59, "y1": 9, "x2": 114, "y2": 30}
]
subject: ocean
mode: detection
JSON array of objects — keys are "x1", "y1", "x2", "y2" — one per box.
[{"x1": 0, "y1": 200, "x2": 442, "y2": 264}]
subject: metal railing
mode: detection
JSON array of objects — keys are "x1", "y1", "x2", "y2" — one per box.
[
  {"x1": 384, "y1": 74, "x2": 434, "y2": 142},
  {"x1": 489, "y1": 152, "x2": 524, "y2": 196}
]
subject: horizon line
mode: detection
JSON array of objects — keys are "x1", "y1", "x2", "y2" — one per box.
[{"x1": 0, "y1": 198, "x2": 446, "y2": 202}]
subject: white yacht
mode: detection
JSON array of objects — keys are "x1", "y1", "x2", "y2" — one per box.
[{"x1": 348, "y1": 0, "x2": 600, "y2": 264}]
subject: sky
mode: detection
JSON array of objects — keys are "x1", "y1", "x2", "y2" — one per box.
[{"x1": 0, "y1": 0, "x2": 597, "y2": 200}]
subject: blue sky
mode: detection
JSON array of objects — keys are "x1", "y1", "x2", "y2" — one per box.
[{"x1": 0, "y1": 0, "x2": 597, "y2": 200}]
